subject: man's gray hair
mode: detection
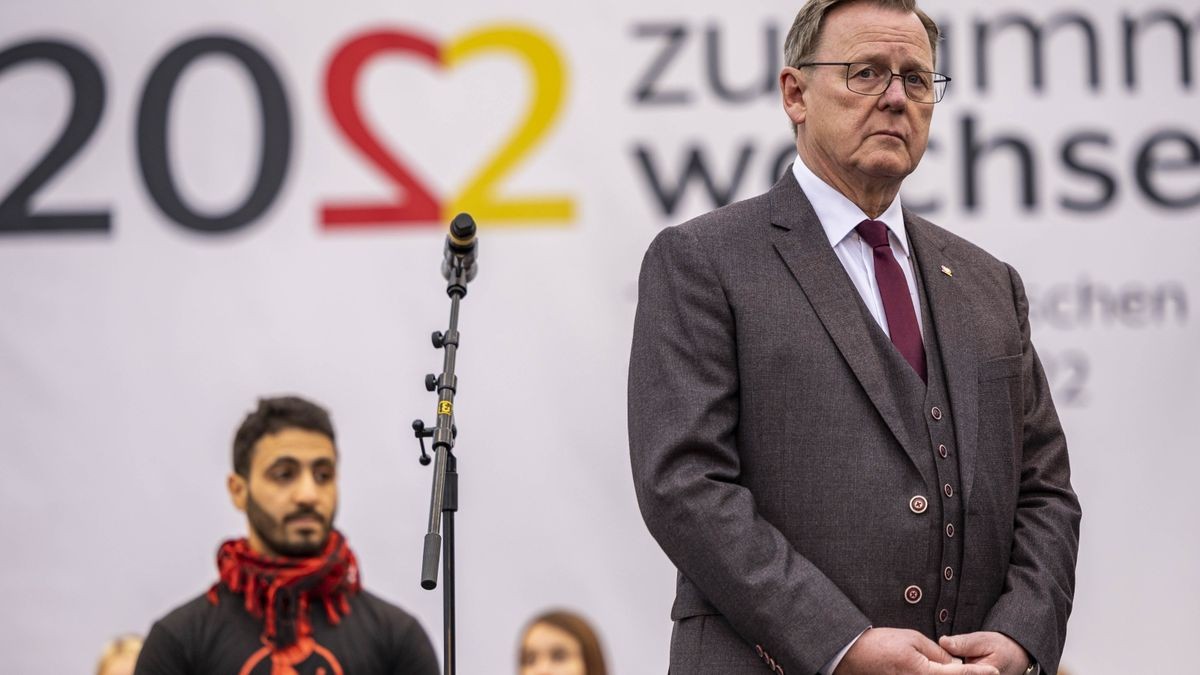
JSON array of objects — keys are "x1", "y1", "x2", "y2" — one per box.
[{"x1": 783, "y1": 0, "x2": 941, "y2": 70}]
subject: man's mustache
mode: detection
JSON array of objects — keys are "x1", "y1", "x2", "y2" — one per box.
[{"x1": 283, "y1": 507, "x2": 326, "y2": 525}]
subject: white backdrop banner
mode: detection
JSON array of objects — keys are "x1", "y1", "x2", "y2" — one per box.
[{"x1": 1, "y1": 0, "x2": 1196, "y2": 673}]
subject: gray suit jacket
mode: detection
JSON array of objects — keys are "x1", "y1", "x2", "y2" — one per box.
[{"x1": 628, "y1": 173, "x2": 1081, "y2": 675}]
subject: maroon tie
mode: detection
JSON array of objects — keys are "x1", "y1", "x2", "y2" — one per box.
[{"x1": 855, "y1": 219, "x2": 926, "y2": 382}]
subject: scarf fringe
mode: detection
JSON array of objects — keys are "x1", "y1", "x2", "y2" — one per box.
[{"x1": 208, "y1": 530, "x2": 361, "y2": 649}]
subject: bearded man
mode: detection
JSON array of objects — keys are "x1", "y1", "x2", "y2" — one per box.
[{"x1": 135, "y1": 395, "x2": 439, "y2": 674}]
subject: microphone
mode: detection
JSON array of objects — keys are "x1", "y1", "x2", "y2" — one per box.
[{"x1": 441, "y1": 212, "x2": 478, "y2": 283}]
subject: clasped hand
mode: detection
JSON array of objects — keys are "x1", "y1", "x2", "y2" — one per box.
[{"x1": 834, "y1": 628, "x2": 1030, "y2": 675}]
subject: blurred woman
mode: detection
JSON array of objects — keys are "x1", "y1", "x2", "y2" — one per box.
[
  {"x1": 518, "y1": 610, "x2": 608, "y2": 675},
  {"x1": 95, "y1": 634, "x2": 143, "y2": 675}
]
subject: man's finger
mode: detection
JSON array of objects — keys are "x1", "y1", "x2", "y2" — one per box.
[
  {"x1": 912, "y1": 635, "x2": 956, "y2": 664},
  {"x1": 927, "y1": 661, "x2": 1000, "y2": 675},
  {"x1": 939, "y1": 633, "x2": 994, "y2": 659}
]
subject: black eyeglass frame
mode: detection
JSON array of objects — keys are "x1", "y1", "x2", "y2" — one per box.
[{"x1": 795, "y1": 62, "x2": 951, "y2": 104}]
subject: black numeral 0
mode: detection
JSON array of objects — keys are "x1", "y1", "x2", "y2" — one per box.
[
  {"x1": 0, "y1": 40, "x2": 109, "y2": 233},
  {"x1": 137, "y1": 35, "x2": 291, "y2": 234}
]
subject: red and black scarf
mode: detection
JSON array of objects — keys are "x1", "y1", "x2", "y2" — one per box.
[{"x1": 208, "y1": 530, "x2": 362, "y2": 648}]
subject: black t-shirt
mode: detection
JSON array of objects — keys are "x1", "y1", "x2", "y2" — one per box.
[{"x1": 134, "y1": 587, "x2": 440, "y2": 674}]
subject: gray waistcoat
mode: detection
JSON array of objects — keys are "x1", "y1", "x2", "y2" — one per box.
[{"x1": 858, "y1": 252, "x2": 966, "y2": 637}]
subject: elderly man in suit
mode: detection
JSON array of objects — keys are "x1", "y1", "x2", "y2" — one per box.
[{"x1": 627, "y1": 1, "x2": 1081, "y2": 674}]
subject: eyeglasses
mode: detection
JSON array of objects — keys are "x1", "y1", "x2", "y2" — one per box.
[{"x1": 796, "y1": 62, "x2": 951, "y2": 104}]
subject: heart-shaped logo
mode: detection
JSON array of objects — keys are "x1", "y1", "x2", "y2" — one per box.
[{"x1": 321, "y1": 25, "x2": 574, "y2": 229}]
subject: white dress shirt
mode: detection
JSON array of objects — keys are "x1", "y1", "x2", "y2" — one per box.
[
  {"x1": 789, "y1": 154, "x2": 922, "y2": 674},
  {"x1": 790, "y1": 155, "x2": 923, "y2": 337}
]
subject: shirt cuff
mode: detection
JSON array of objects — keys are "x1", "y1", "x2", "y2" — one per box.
[{"x1": 819, "y1": 627, "x2": 870, "y2": 675}]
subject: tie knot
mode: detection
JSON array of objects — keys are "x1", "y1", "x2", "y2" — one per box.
[{"x1": 855, "y1": 219, "x2": 891, "y2": 249}]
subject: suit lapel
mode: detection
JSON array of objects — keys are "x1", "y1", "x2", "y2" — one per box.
[
  {"x1": 906, "y1": 214, "x2": 981, "y2": 510},
  {"x1": 767, "y1": 174, "x2": 931, "y2": 486}
]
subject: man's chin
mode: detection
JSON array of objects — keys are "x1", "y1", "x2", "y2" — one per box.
[
  {"x1": 856, "y1": 156, "x2": 915, "y2": 181},
  {"x1": 273, "y1": 541, "x2": 325, "y2": 558},
  {"x1": 270, "y1": 529, "x2": 331, "y2": 558}
]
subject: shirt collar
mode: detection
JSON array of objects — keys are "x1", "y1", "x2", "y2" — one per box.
[{"x1": 790, "y1": 154, "x2": 910, "y2": 256}]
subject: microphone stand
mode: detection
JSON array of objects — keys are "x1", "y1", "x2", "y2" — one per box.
[{"x1": 413, "y1": 243, "x2": 472, "y2": 675}]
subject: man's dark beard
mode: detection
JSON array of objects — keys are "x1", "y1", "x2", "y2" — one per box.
[{"x1": 246, "y1": 492, "x2": 333, "y2": 558}]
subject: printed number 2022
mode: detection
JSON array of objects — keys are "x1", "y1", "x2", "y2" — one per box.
[{"x1": 0, "y1": 26, "x2": 573, "y2": 236}]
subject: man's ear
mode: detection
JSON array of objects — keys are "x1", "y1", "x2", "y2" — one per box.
[
  {"x1": 780, "y1": 66, "x2": 808, "y2": 126},
  {"x1": 227, "y1": 473, "x2": 248, "y2": 513}
]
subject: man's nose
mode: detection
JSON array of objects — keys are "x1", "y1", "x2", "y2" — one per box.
[
  {"x1": 293, "y1": 471, "x2": 320, "y2": 504},
  {"x1": 878, "y1": 74, "x2": 908, "y2": 109}
]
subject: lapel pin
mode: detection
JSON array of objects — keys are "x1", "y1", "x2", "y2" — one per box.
[{"x1": 940, "y1": 265, "x2": 953, "y2": 277}]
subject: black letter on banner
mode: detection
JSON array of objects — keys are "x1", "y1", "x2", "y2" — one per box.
[
  {"x1": 1123, "y1": 10, "x2": 1195, "y2": 91},
  {"x1": 704, "y1": 23, "x2": 778, "y2": 103},
  {"x1": 974, "y1": 12, "x2": 1100, "y2": 93},
  {"x1": 961, "y1": 114, "x2": 1038, "y2": 211},
  {"x1": 634, "y1": 142, "x2": 753, "y2": 216},
  {"x1": 631, "y1": 23, "x2": 691, "y2": 104},
  {"x1": 0, "y1": 40, "x2": 109, "y2": 234},
  {"x1": 1135, "y1": 130, "x2": 1200, "y2": 209},
  {"x1": 1043, "y1": 350, "x2": 1090, "y2": 406},
  {"x1": 137, "y1": 35, "x2": 291, "y2": 234},
  {"x1": 1059, "y1": 132, "x2": 1117, "y2": 212}
]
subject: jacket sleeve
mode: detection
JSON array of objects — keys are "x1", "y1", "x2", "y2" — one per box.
[
  {"x1": 981, "y1": 264, "x2": 1082, "y2": 675},
  {"x1": 628, "y1": 225, "x2": 870, "y2": 675}
]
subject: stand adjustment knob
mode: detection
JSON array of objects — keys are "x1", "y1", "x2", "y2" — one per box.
[
  {"x1": 425, "y1": 374, "x2": 437, "y2": 391},
  {"x1": 412, "y1": 419, "x2": 432, "y2": 465},
  {"x1": 431, "y1": 331, "x2": 445, "y2": 348}
]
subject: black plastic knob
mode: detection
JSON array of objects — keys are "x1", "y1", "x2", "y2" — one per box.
[{"x1": 425, "y1": 374, "x2": 437, "y2": 392}]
